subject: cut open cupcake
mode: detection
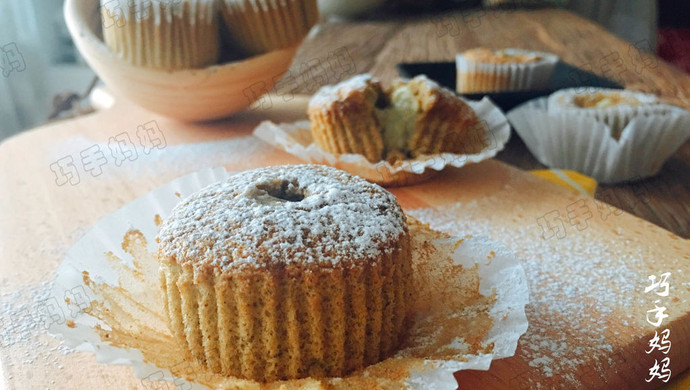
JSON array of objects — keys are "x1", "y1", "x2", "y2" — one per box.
[{"x1": 308, "y1": 74, "x2": 487, "y2": 163}]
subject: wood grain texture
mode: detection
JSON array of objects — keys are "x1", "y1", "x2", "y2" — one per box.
[
  {"x1": 1, "y1": 6, "x2": 689, "y2": 390},
  {"x1": 0, "y1": 97, "x2": 688, "y2": 389},
  {"x1": 279, "y1": 8, "x2": 690, "y2": 238}
]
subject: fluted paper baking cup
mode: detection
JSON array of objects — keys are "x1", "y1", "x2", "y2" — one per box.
[
  {"x1": 547, "y1": 88, "x2": 669, "y2": 139},
  {"x1": 508, "y1": 97, "x2": 690, "y2": 183},
  {"x1": 219, "y1": 0, "x2": 318, "y2": 55},
  {"x1": 48, "y1": 166, "x2": 529, "y2": 390},
  {"x1": 100, "y1": 0, "x2": 218, "y2": 69},
  {"x1": 253, "y1": 96, "x2": 511, "y2": 187},
  {"x1": 456, "y1": 49, "x2": 558, "y2": 93}
]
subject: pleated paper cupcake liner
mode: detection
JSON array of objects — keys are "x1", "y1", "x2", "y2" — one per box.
[
  {"x1": 508, "y1": 97, "x2": 690, "y2": 183},
  {"x1": 455, "y1": 49, "x2": 558, "y2": 93},
  {"x1": 100, "y1": 0, "x2": 219, "y2": 69},
  {"x1": 547, "y1": 88, "x2": 669, "y2": 139},
  {"x1": 253, "y1": 96, "x2": 511, "y2": 187},
  {"x1": 48, "y1": 166, "x2": 529, "y2": 390},
  {"x1": 219, "y1": 0, "x2": 318, "y2": 55}
]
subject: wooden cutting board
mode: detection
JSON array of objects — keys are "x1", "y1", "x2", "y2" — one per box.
[{"x1": 0, "y1": 96, "x2": 688, "y2": 389}]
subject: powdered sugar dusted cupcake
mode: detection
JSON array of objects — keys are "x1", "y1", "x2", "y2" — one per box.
[
  {"x1": 547, "y1": 88, "x2": 667, "y2": 139},
  {"x1": 219, "y1": 0, "x2": 318, "y2": 56},
  {"x1": 100, "y1": 0, "x2": 218, "y2": 70},
  {"x1": 456, "y1": 48, "x2": 558, "y2": 93},
  {"x1": 158, "y1": 164, "x2": 412, "y2": 380}
]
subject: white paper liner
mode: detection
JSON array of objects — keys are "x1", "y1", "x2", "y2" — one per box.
[
  {"x1": 507, "y1": 97, "x2": 690, "y2": 183},
  {"x1": 547, "y1": 88, "x2": 669, "y2": 139},
  {"x1": 456, "y1": 49, "x2": 558, "y2": 93},
  {"x1": 253, "y1": 96, "x2": 511, "y2": 186},
  {"x1": 48, "y1": 166, "x2": 529, "y2": 389}
]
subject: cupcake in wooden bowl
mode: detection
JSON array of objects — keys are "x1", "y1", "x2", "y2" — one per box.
[
  {"x1": 219, "y1": 0, "x2": 318, "y2": 56},
  {"x1": 65, "y1": 0, "x2": 317, "y2": 121}
]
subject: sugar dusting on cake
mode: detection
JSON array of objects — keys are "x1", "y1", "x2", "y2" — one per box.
[
  {"x1": 73, "y1": 221, "x2": 498, "y2": 389},
  {"x1": 309, "y1": 73, "x2": 450, "y2": 111},
  {"x1": 308, "y1": 73, "x2": 378, "y2": 110},
  {"x1": 408, "y1": 198, "x2": 658, "y2": 387},
  {"x1": 157, "y1": 164, "x2": 407, "y2": 272}
]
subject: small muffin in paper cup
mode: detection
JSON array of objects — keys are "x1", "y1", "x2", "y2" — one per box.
[
  {"x1": 456, "y1": 48, "x2": 558, "y2": 93},
  {"x1": 254, "y1": 75, "x2": 511, "y2": 187},
  {"x1": 507, "y1": 91, "x2": 690, "y2": 183},
  {"x1": 219, "y1": 0, "x2": 318, "y2": 55},
  {"x1": 48, "y1": 166, "x2": 529, "y2": 390},
  {"x1": 100, "y1": 0, "x2": 219, "y2": 70},
  {"x1": 547, "y1": 87, "x2": 670, "y2": 139}
]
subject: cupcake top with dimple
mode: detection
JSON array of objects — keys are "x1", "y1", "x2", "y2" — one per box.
[
  {"x1": 157, "y1": 164, "x2": 408, "y2": 275},
  {"x1": 462, "y1": 48, "x2": 542, "y2": 64}
]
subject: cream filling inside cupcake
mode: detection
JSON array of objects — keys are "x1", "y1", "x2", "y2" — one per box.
[{"x1": 375, "y1": 85, "x2": 421, "y2": 156}]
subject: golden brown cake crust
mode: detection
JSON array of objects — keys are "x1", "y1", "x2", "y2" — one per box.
[
  {"x1": 308, "y1": 74, "x2": 486, "y2": 163},
  {"x1": 308, "y1": 75, "x2": 386, "y2": 162},
  {"x1": 462, "y1": 48, "x2": 541, "y2": 64},
  {"x1": 160, "y1": 235, "x2": 412, "y2": 381},
  {"x1": 157, "y1": 165, "x2": 413, "y2": 381},
  {"x1": 393, "y1": 76, "x2": 487, "y2": 157},
  {"x1": 157, "y1": 164, "x2": 407, "y2": 278}
]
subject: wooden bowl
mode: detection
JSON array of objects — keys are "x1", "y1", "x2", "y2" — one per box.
[{"x1": 64, "y1": 0, "x2": 298, "y2": 121}]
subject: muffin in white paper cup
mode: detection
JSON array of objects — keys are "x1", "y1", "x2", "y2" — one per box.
[
  {"x1": 100, "y1": 0, "x2": 219, "y2": 70},
  {"x1": 253, "y1": 96, "x2": 511, "y2": 187},
  {"x1": 548, "y1": 88, "x2": 670, "y2": 139},
  {"x1": 48, "y1": 166, "x2": 529, "y2": 390},
  {"x1": 507, "y1": 95, "x2": 690, "y2": 183},
  {"x1": 456, "y1": 48, "x2": 558, "y2": 93}
]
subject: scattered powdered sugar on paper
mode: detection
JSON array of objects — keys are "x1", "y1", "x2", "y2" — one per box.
[
  {"x1": 0, "y1": 279, "x2": 75, "y2": 373},
  {"x1": 408, "y1": 202, "x2": 649, "y2": 385},
  {"x1": 47, "y1": 166, "x2": 529, "y2": 390}
]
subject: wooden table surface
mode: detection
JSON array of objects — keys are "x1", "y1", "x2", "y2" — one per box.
[
  {"x1": 1, "y1": 6, "x2": 689, "y2": 390},
  {"x1": 283, "y1": 7, "x2": 690, "y2": 239}
]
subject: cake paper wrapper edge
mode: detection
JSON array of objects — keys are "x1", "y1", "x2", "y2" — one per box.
[
  {"x1": 507, "y1": 97, "x2": 690, "y2": 183},
  {"x1": 455, "y1": 49, "x2": 558, "y2": 92},
  {"x1": 252, "y1": 96, "x2": 511, "y2": 186},
  {"x1": 546, "y1": 88, "x2": 668, "y2": 139},
  {"x1": 48, "y1": 166, "x2": 529, "y2": 390}
]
